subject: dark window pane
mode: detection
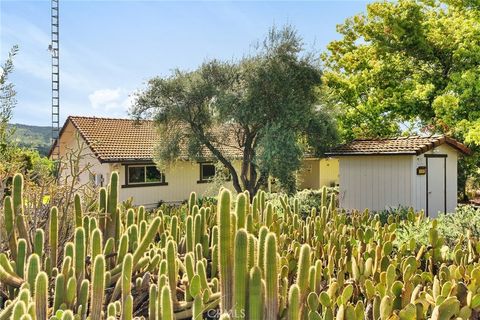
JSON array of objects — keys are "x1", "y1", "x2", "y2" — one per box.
[
  {"x1": 146, "y1": 166, "x2": 163, "y2": 182},
  {"x1": 201, "y1": 163, "x2": 215, "y2": 180},
  {"x1": 128, "y1": 166, "x2": 145, "y2": 183}
]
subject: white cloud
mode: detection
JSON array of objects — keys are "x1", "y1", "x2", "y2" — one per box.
[{"x1": 88, "y1": 88, "x2": 135, "y2": 112}]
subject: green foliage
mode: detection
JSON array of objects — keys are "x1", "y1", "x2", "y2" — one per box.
[
  {"x1": 132, "y1": 25, "x2": 338, "y2": 195},
  {"x1": 323, "y1": 0, "x2": 480, "y2": 195},
  {"x1": 396, "y1": 205, "x2": 480, "y2": 248}
]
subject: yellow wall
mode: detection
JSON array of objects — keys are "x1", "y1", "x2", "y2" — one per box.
[
  {"x1": 298, "y1": 159, "x2": 320, "y2": 189},
  {"x1": 118, "y1": 161, "x2": 242, "y2": 206},
  {"x1": 298, "y1": 158, "x2": 339, "y2": 190},
  {"x1": 319, "y1": 158, "x2": 339, "y2": 187}
]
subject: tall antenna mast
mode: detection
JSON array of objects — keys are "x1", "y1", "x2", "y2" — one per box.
[{"x1": 50, "y1": 0, "x2": 60, "y2": 159}]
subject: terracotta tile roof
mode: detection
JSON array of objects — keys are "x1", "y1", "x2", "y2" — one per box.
[
  {"x1": 326, "y1": 135, "x2": 471, "y2": 156},
  {"x1": 58, "y1": 116, "x2": 244, "y2": 162}
]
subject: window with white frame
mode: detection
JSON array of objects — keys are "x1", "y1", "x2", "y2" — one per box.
[{"x1": 127, "y1": 165, "x2": 165, "y2": 185}]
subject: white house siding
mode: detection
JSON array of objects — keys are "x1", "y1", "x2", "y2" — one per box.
[
  {"x1": 339, "y1": 155, "x2": 413, "y2": 212},
  {"x1": 58, "y1": 121, "x2": 111, "y2": 188},
  {"x1": 412, "y1": 145, "x2": 458, "y2": 215}
]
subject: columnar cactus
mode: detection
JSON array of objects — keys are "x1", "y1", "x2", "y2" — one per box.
[
  {"x1": 4, "y1": 196, "x2": 17, "y2": 260},
  {"x1": 74, "y1": 227, "x2": 86, "y2": 283},
  {"x1": 159, "y1": 285, "x2": 174, "y2": 320},
  {"x1": 218, "y1": 189, "x2": 233, "y2": 313},
  {"x1": 2, "y1": 171, "x2": 480, "y2": 320},
  {"x1": 49, "y1": 207, "x2": 58, "y2": 268},
  {"x1": 91, "y1": 255, "x2": 106, "y2": 320},
  {"x1": 13, "y1": 174, "x2": 31, "y2": 255},
  {"x1": 121, "y1": 253, "x2": 133, "y2": 305},
  {"x1": 248, "y1": 266, "x2": 262, "y2": 319},
  {"x1": 264, "y1": 232, "x2": 278, "y2": 319},
  {"x1": 34, "y1": 272, "x2": 48, "y2": 320},
  {"x1": 233, "y1": 229, "x2": 248, "y2": 319}
]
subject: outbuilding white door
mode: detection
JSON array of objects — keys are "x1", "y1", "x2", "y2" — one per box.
[{"x1": 426, "y1": 155, "x2": 447, "y2": 218}]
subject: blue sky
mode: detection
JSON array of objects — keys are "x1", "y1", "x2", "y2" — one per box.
[{"x1": 1, "y1": 0, "x2": 368, "y2": 126}]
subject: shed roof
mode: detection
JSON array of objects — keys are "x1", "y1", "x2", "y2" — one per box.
[
  {"x1": 326, "y1": 135, "x2": 471, "y2": 156},
  {"x1": 53, "y1": 116, "x2": 244, "y2": 163}
]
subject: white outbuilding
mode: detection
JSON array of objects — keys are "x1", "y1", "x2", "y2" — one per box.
[{"x1": 326, "y1": 136, "x2": 471, "y2": 217}]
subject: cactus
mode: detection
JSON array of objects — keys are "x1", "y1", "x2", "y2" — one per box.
[
  {"x1": 288, "y1": 284, "x2": 300, "y2": 320},
  {"x1": 166, "y1": 239, "x2": 178, "y2": 307},
  {"x1": 248, "y1": 266, "x2": 262, "y2": 319},
  {"x1": 26, "y1": 254, "x2": 40, "y2": 294},
  {"x1": 264, "y1": 232, "x2": 278, "y2": 319},
  {"x1": 12, "y1": 174, "x2": 31, "y2": 255},
  {"x1": 149, "y1": 284, "x2": 158, "y2": 319},
  {"x1": 4, "y1": 196, "x2": 17, "y2": 260},
  {"x1": 106, "y1": 172, "x2": 119, "y2": 242},
  {"x1": 3, "y1": 170, "x2": 480, "y2": 320},
  {"x1": 49, "y1": 207, "x2": 58, "y2": 268},
  {"x1": 74, "y1": 227, "x2": 86, "y2": 283},
  {"x1": 52, "y1": 274, "x2": 65, "y2": 312},
  {"x1": 233, "y1": 229, "x2": 248, "y2": 319},
  {"x1": 188, "y1": 191, "x2": 197, "y2": 215},
  {"x1": 121, "y1": 253, "x2": 133, "y2": 305},
  {"x1": 74, "y1": 194, "x2": 83, "y2": 228},
  {"x1": 218, "y1": 189, "x2": 233, "y2": 313},
  {"x1": 91, "y1": 255, "x2": 106, "y2": 320},
  {"x1": 34, "y1": 272, "x2": 48, "y2": 320},
  {"x1": 123, "y1": 294, "x2": 133, "y2": 320},
  {"x1": 160, "y1": 285, "x2": 174, "y2": 320},
  {"x1": 235, "y1": 193, "x2": 247, "y2": 229},
  {"x1": 16, "y1": 239, "x2": 27, "y2": 279}
]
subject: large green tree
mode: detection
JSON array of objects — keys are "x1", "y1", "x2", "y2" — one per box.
[
  {"x1": 322, "y1": 0, "x2": 480, "y2": 197},
  {"x1": 131, "y1": 26, "x2": 338, "y2": 195}
]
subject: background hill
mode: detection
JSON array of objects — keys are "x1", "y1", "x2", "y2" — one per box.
[{"x1": 10, "y1": 123, "x2": 51, "y2": 156}]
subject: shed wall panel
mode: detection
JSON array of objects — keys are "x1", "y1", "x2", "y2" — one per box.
[{"x1": 339, "y1": 156, "x2": 412, "y2": 212}]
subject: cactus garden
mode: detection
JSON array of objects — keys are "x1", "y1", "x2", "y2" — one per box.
[{"x1": 0, "y1": 171, "x2": 480, "y2": 320}]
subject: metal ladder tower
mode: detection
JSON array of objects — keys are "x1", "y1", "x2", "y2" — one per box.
[{"x1": 51, "y1": 0, "x2": 60, "y2": 159}]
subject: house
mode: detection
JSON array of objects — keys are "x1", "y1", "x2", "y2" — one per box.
[
  {"x1": 52, "y1": 116, "x2": 339, "y2": 207},
  {"x1": 326, "y1": 135, "x2": 471, "y2": 217}
]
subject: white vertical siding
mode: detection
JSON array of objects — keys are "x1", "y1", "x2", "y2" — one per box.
[
  {"x1": 339, "y1": 144, "x2": 460, "y2": 213},
  {"x1": 339, "y1": 155, "x2": 412, "y2": 212}
]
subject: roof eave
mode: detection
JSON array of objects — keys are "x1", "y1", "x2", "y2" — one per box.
[{"x1": 325, "y1": 152, "x2": 417, "y2": 157}]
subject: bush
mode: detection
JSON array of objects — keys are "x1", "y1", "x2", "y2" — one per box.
[
  {"x1": 265, "y1": 186, "x2": 339, "y2": 216},
  {"x1": 395, "y1": 205, "x2": 480, "y2": 248}
]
